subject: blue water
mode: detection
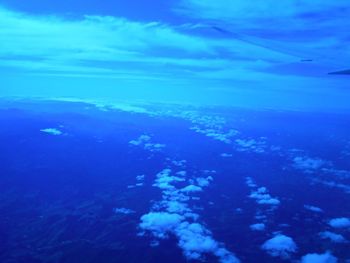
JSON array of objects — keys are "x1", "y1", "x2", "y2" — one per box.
[{"x1": 0, "y1": 99, "x2": 349, "y2": 263}]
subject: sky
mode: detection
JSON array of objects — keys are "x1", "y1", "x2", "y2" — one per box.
[{"x1": 0, "y1": 0, "x2": 349, "y2": 111}]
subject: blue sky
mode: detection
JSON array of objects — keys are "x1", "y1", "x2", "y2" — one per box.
[{"x1": 1, "y1": 0, "x2": 349, "y2": 110}]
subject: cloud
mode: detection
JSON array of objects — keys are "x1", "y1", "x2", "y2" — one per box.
[
  {"x1": 129, "y1": 134, "x2": 151, "y2": 146},
  {"x1": 153, "y1": 169, "x2": 185, "y2": 190},
  {"x1": 136, "y1": 174, "x2": 145, "y2": 181},
  {"x1": 175, "y1": 222, "x2": 219, "y2": 260},
  {"x1": 114, "y1": 208, "x2": 136, "y2": 215},
  {"x1": 319, "y1": 231, "x2": 348, "y2": 243},
  {"x1": 175, "y1": 222, "x2": 240, "y2": 263},
  {"x1": 250, "y1": 223, "x2": 265, "y2": 231},
  {"x1": 129, "y1": 134, "x2": 166, "y2": 152},
  {"x1": 0, "y1": 5, "x2": 300, "y2": 85},
  {"x1": 140, "y1": 166, "x2": 239, "y2": 262},
  {"x1": 304, "y1": 205, "x2": 324, "y2": 213},
  {"x1": 196, "y1": 176, "x2": 213, "y2": 187},
  {"x1": 181, "y1": 185, "x2": 203, "y2": 193},
  {"x1": 246, "y1": 177, "x2": 257, "y2": 188},
  {"x1": 176, "y1": 0, "x2": 350, "y2": 85},
  {"x1": 249, "y1": 187, "x2": 280, "y2": 206},
  {"x1": 301, "y1": 251, "x2": 338, "y2": 263},
  {"x1": 261, "y1": 234, "x2": 297, "y2": 259},
  {"x1": 293, "y1": 156, "x2": 326, "y2": 173},
  {"x1": 140, "y1": 212, "x2": 184, "y2": 239},
  {"x1": 40, "y1": 128, "x2": 63, "y2": 135},
  {"x1": 235, "y1": 138, "x2": 267, "y2": 153},
  {"x1": 177, "y1": 0, "x2": 349, "y2": 21},
  {"x1": 161, "y1": 200, "x2": 190, "y2": 214},
  {"x1": 328, "y1": 217, "x2": 350, "y2": 229}
]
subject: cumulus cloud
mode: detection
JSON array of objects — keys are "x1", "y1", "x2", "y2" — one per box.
[
  {"x1": 319, "y1": 231, "x2": 348, "y2": 243},
  {"x1": 293, "y1": 156, "x2": 326, "y2": 173},
  {"x1": 304, "y1": 205, "x2": 324, "y2": 213},
  {"x1": 181, "y1": 185, "x2": 203, "y2": 193},
  {"x1": 176, "y1": 222, "x2": 219, "y2": 260},
  {"x1": 301, "y1": 251, "x2": 338, "y2": 263},
  {"x1": 140, "y1": 212, "x2": 184, "y2": 239},
  {"x1": 136, "y1": 174, "x2": 145, "y2": 181},
  {"x1": 40, "y1": 128, "x2": 63, "y2": 135},
  {"x1": 176, "y1": 221, "x2": 240, "y2": 262},
  {"x1": 249, "y1": 187, "x2": 280, "y2": 206},
  {"x1": 235, "y1": 138, "x2": 267, "y2": 154},
  {"x1": 246, "y1": 177, "x2": 257, "y2": 188},
  {"x1": 261, "y1": 234, "x2": 297, "y2": 259},
  {"x1": 140, "y1": 165, "x2": 239, "y2": 262},
  {"x1": 329, "y1": 217, "x2": 350, "y2": 229},
  {"x1": 114, "y1": 208, "x2": 135, "y2": 215},
  {"x1": 220, "y1": 153, "x2": 233, "y2": 157},
  {"x1": 129, "y1": 134, "x2": 151, "y2": 146},
  {"x1": 250, "y1": 223, "x2": 265, "y2": 231},
  {"x1": 153, "y1": 169, "x2": 185, "y2": 190},
  {"x1": 313, "y1": 179, "x2": 350, "y2": 194},
  {"x1": 196, "y1": 176, "x2": 213, "y2": 187},
  {"x1": 129, "y1": 134, "x2": 166, "y2": 152}
]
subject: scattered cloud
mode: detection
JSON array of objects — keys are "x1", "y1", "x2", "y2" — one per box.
[
  {"x1": 329, "y1": 217, "x2": 350, "y2": 229},
  {"x1": 293, "y1": 156, "x2": 326, "y2": 173},
  {"x1": 249, "y1": 187, "x2": 280, "y2": 206},
  {"x1": 181, "y1": 185, "x2": 203, "y2": 193},
  {"x1": 140, "y1": 166, "x2": 239, "y2": 263},
  {"x1": 304, "y1": 205, "x2": 324, "y2": 213},
  {"x1": 261, "y1": 234, "x2": 297, "y2": 259},
  {"x1": 319, "y1": 231, "x2": 348, "y2": 243},
  {"x1": 114, "y1": 208, "x2": 136, "y2": 215},
  {"x1": 250, "y1": 223, "x2": 265, "y2": 231},
  {"x1": 301, "y1": 251, "x2": 338, "y2": 263},
  {"x1": 129, "y1": 134, "x2": 165, "y2": 152},
  {"x1": 196, "y1": 176, "x2": 213, "y2": 187},
  {"x1": 40, "y1": 128, "x2": 63, "y2": 136},
  {"x1": 140, "y1": 212, "x2": 184, "y2": 239},
  {"x1": 235, "y1": 138, "x2": 267, "y2": 154}
]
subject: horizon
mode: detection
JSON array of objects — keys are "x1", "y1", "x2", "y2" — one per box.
[{"x1": 1, "y1": 0, "x2": 350, "y2": 111}]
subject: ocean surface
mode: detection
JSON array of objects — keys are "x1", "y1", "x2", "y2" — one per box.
[{"x1": 0, "y1": 99, "x2": 349, "y2": 263}]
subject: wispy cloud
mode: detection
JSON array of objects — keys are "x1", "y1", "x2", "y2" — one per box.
[{"x1": 176, "y1": 0, "x2": 350, "y2": 69}]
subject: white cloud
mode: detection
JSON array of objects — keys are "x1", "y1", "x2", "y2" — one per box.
[
  {"x1": 220, "y1": 153, "x2": 233, "y2": 157},
  {"x1": 136, "y1": 174, "x2": 145, "y2": 181},
  {"x1": 175, "y1": 222, "x2": 218, "y2": 259},
  {"x1": 140, "y1": 166, "x2": 239, "y2": 262},
  {"x1": 304, "y1": 205, "x2": 324, "y2": 213},
  {"x1": 250, "y1": 223, "x2": 265, "y2": 231},
  {"x1": 175, "y1": 222, "x2": 240, "y2": 263},
  {"x1": 114, "y1": 208, "x2": 135, "y2": 215},
  {"x1": 153, "y1": 169, "x2": 185, "y2": 190},
  {"x1": 329, "y1": 217, "x2": 350, "y2": 229},
  {"x1": 40, "y1": 128, "x2": 63, "y2": 135},
  {"x1": 235, "y1": 138, "x2": 266, "y2": 153},
  {"x1": 139, "y1": 212, "x2": 184, "y2": 239},
  {"x1": 246, "y1": 177, "x2": 257, "y2": 188},
  {"x1": 293, "y1": 156, "x2": 326, "y2": 173},
  {"x1": 261, "y1": 234, "x2": 297, "y2": 259},
  {"x1": 319, "y1": 231, "x2": 348, "y2": 243},
  {"x1": 301, "y1": 251, "x2": 338, "y2": 263},
  {"x1": 129, "y1": 134, "x2": 166, "y2": 152},
  {"x1": 181, "y1": 185, "x2": 203, "y2": 193},
  {"x1": 162, "y1": 200, "x2": 190, "y2": 214},
  {"x1": 249, "y1": 187, "x2": 280, "y2": 206},
  {"x1": 129, "y1": 134, "x2": 151, "y2": 146},
  {"x1": 196, "y1": 176, "x2": 213, "y2": 187}
]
